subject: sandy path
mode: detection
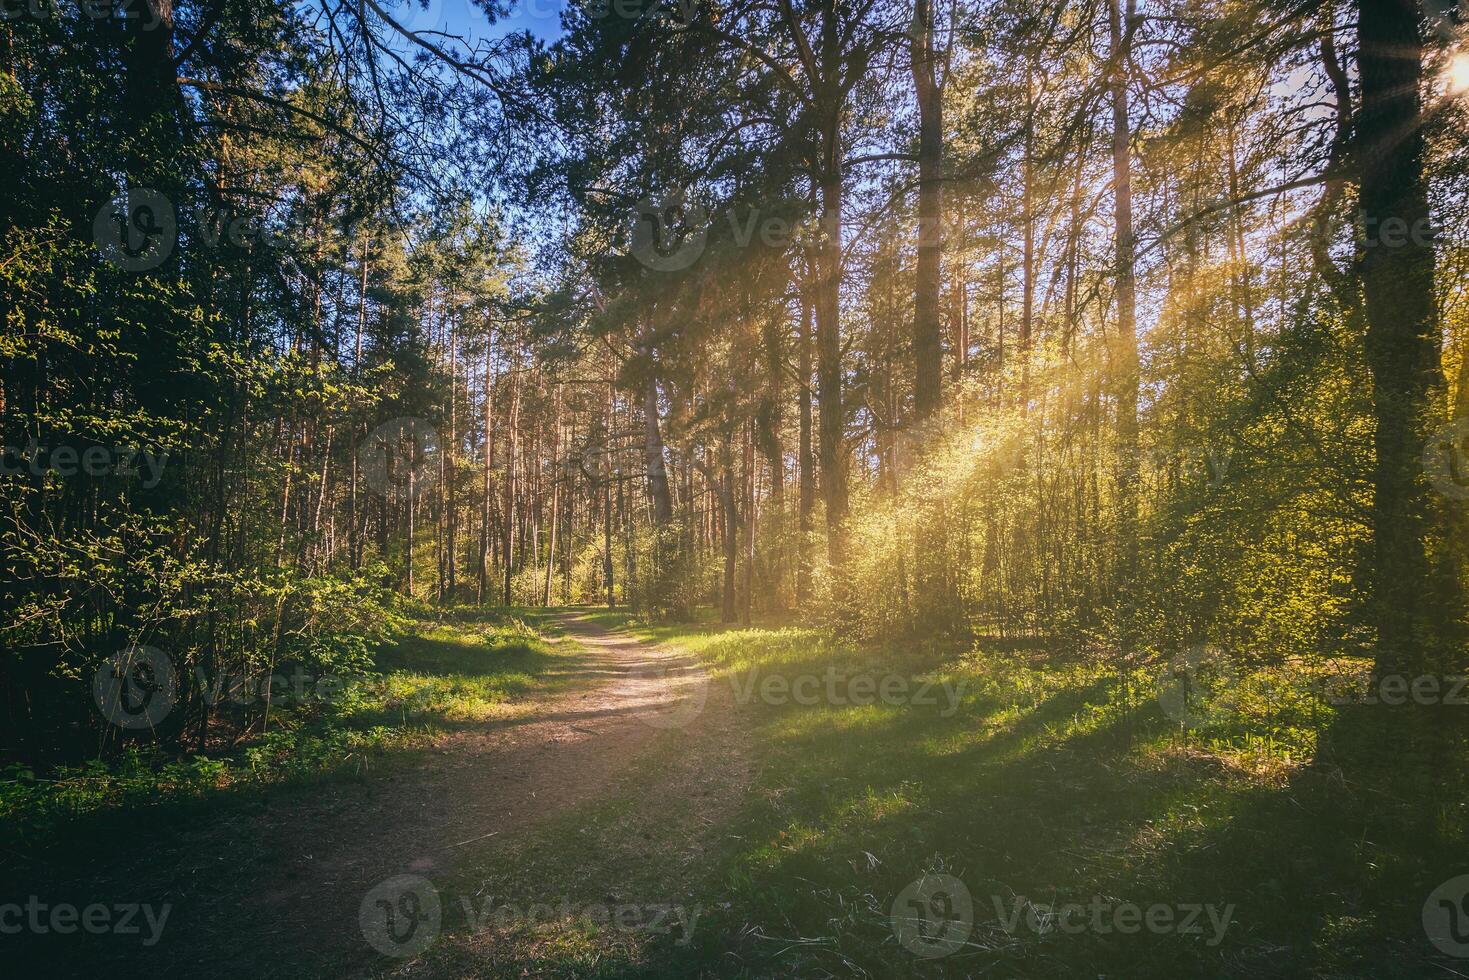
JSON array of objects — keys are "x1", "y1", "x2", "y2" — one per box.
[{"x1": 15, "y1": 611, "x2": 736, "y2": 980}]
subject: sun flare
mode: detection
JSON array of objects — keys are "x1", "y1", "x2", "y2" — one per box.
[{"x1": 1451, "y1": 51, "x2": 1469, "y2": 96}]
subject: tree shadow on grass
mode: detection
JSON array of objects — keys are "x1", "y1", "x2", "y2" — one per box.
[
  {"x1": 642, "y1": 653, "x2": 1469, "y2": 980},
  {"x1": 0, "y1": 612, "x2": 591, "y2": 978}
]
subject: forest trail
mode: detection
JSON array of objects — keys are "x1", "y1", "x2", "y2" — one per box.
[{"x1": 25, "y1": 611, "x2": 749, "y2": 979}]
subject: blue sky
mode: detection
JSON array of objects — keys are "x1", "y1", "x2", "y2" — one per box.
[{"x1": 375, "y1": 0, "x2": 569, "y2": 45}]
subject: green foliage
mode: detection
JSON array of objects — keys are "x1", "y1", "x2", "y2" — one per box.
[
  {"x1": 827, "y1": 290, "x2": 1377, "y2": 676},
  {"x1": 0, "y1": 610, "x2": 562, "y2": 846},
  {"x1": 626, "y1": 521, "x2": 722, "y2": 621}
]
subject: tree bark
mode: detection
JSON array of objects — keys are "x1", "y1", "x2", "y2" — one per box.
[
  {"x1": 720, "y1": 436, "x2": 738, "y2": 623},
  {"x1": 815, "y1": 4, "x2": 848, "y2": 567},
  {"x1": 502, "y1": 337, "x2": 521, "y2": 606},
  {"x1": 544, "y1": 385, "x2": 562, "y2": 605},
  {"x1": 1107, "y1": 0, "x2": 1141, "y2": 615},
  {"x1": 479, "y1": 322, "x2": 496, "y2": 603},
  {"x1": 1356, "y1": 0, "x2": 1456, "y2": 672},
  {"x1": 797, "y1": 280, "x2": 816, "y2": 603},
  {"x1": 817, "y1": 168, "x2": 847, "y2": 565},
  {"x1": 444, "y1": 300, "x2": 458, "y2": 598},
  {"x1": 604, "y1": 384, "x2": 616, "y2": 607},
  {"x1": 910, "y1": 0, "x2": 944, "y2": 420},
  {"x1": 643, "y1": 373, "x2": 674, "y2": 525},
  {"x1": 1020, "y1": 62, "x2": 1036, "y2": 408}
]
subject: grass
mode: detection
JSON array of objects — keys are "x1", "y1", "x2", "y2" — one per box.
[
  {"x1": 0, "y1": 606, "x2": 568, "y2": 847},
  {"x1": 357, "y1": 609, "x2": 568, "y2": 727},
  {"x1": 11, "y1": 606, "x2": 1467, "y2": 978},
  {"x1": 577, "y1": 616, "x2": 1469, "y2": 979}
]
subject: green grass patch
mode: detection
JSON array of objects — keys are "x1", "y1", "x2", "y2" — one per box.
[
  {"x1": 602, "y1": 621, "x2": 1469, "y2": 979},
  {"x1": 0, "y1": 607, "x2": 567, "y2": 846}
]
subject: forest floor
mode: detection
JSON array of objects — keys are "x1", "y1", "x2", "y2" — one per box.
[
  {"x1": 7, "y1": 610, "x2": 752, "y2": 979},
  {"x1": 9, "y1": 610, "x2": 1469, "y2": 978}
]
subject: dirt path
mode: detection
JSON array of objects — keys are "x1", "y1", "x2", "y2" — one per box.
[{"x1": 19, "y1": 611, "x2": 749, "y2": 980}]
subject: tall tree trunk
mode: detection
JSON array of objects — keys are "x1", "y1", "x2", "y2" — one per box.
[
  {"x1": 350, "y1": 239, "x2": 368, "y2": 569},
  {"x1": 444, "y1": 302, "x2": 458, "y2": 598},
  {"x1": 758, "y1": 308, "x2": 786, "y2": 604},
  {"x1": 407, "y1": 468, "x2": 416, "y2": 597},
  {"x1": 758, "y1": 313, "x2": 786, "y2": 511},
  {"x1": 502, "y1": 341, "x2": 521, "y2": 606},
  {"x1": 1108, "y1": 0, "x2": 1141, "y2": 619},
  {"x1": 815, "y1": 5, "x2": 848, "y2": 568},
  {"x1": 310, "y1": 425, "x2": 332, "y2": 573},
  {"x1": 275, "y1": 417, "x2": 296, "y2": 569},
  {"x1": 1224, "y1": 121, "x2": 1256, "y2": 364},
  {"x1": 1020, "y1": 62, "x2": 1036, "y2": 408},
  {"x1": 643, "y1": 369, "x2": 673, "y2": 525},
  {"x1": 952, "y1": 194, "x2": 969, "y2": 423},
  {"x1": 480, "y1": 323, "x2": 496, "y2": 603},
  {"x1": 1356, "y1": 0, "x2": 1456, "y2": 673},
  {"x1": 604, "y1": 384, "x2": 616, "y2": 607},
  {"x1": 743, "y1": 424, "x2": 755, "y2": 626},
  {"x1": 1063, "y1": 142, "x2": 1086, "y2": 355},
  {"x1": 797, "y1": 281, "x2": 816, "y2": 603},
  {"x1": 816, "y1": 168, "x2": 847, "y2": 565},
  {"x1": 544, "y1": 386, "x2": 562, "y2": 605},
  {"x1": 910, "y1": 0, "x2": 944, "y2": 420},
  {"x1": 124, "y1": 0, "x2": 180, "y2": 188},
  {"x1": 720, "y1": 437, "x2": 738, "y2": 623}
]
